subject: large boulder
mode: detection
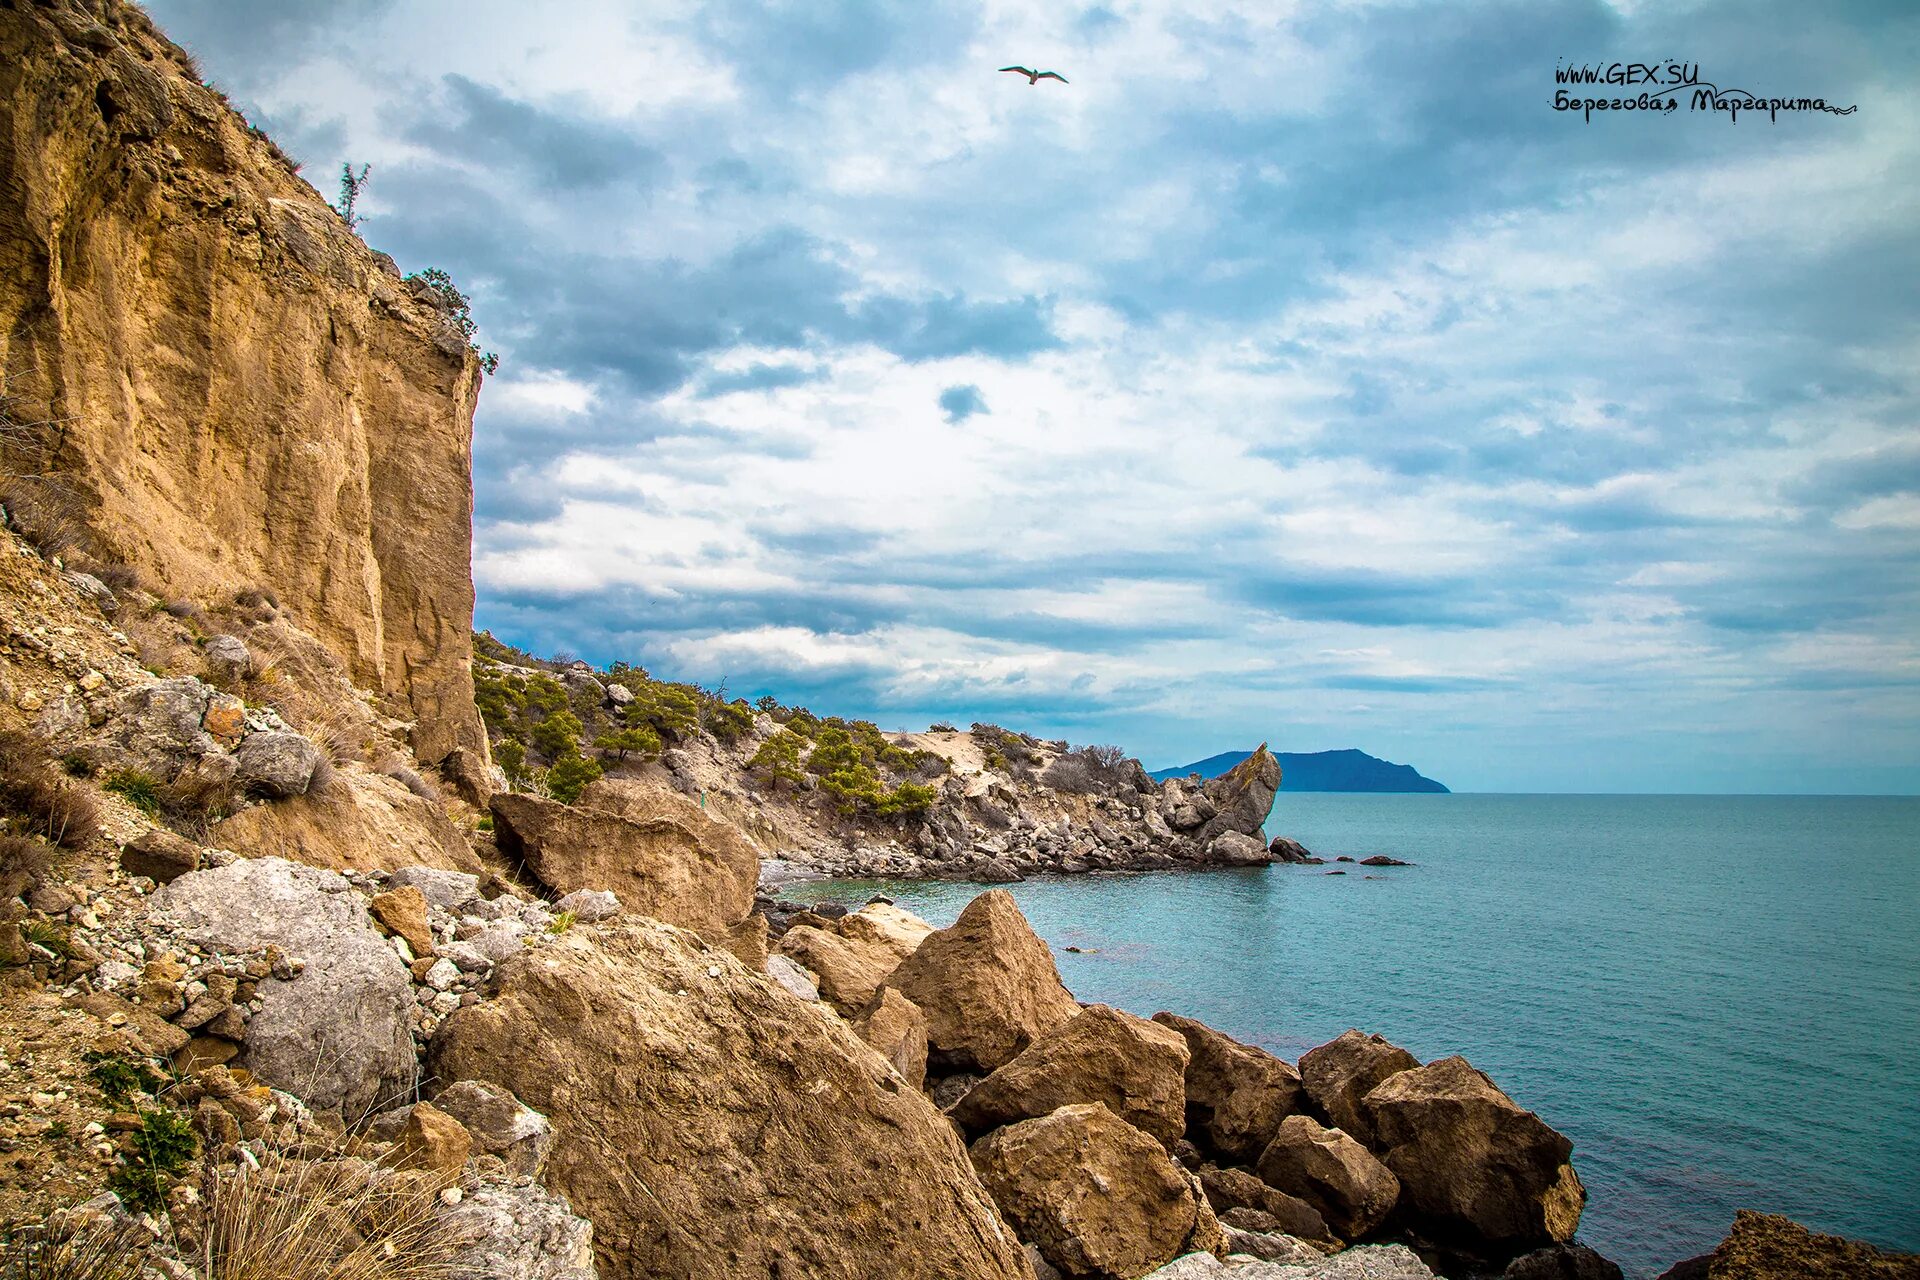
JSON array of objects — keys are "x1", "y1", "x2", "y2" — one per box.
[
  {"x1": 490, "y1": 791, "x2": 755, "y2": 950},
  {"x1": 1194, "y1": 745, "x2": 1281, "y2": 845},
  {"x1": 773, "y1": 924, "x2": 902, "y2": 1015},
  {"x1": 1299, "y1": 1030, "x2": 1419, "y2": 1147},
  {"x1": 970, "y1": 1102, "x2": 1208, "y2": 1280},
  {"x1": 839, "y1": 900, "x2": 936, "y2": 955},
  {"x1": 150, "y1": 857, "x2": 416, "y2": 1118},
  {"x1": 1193, "y1": 1165, "x2": 1337, "y2": 1248},
  {"x1": 1144, "y1": 1244, "x2": 1437, "y2": 1278},
  {"x1": 951, "y1": 1004, "x2": 1190, "y2": 1146},
  {"x1": 213, "y1": 765, "x2": 481, "y2": 874},
  {"x1": 233, "y1": 730, "x2": 325, "y2": 798},
  {"x1": 1660, "y1": 1210, "x2": 1920, "y2": 1280},
  {"x1": 429, "y1": 917, "x2": 1029, "y2": 1280},
  {"x1": 1505, "y1": 1243, "x2": 1625, "y2": 1279},
  {"x1": 440, "y1": 1177, "x2": 599, "y2": 1280},
  {"x1": 1152, "y1": 1012, "x2": 1304, "y2": 1163},
  {"x1": 1255, "y1": 1114, "x2": 1399, "y2": 1241},
  {"x1": 882, "y1": 889, "x2": 1079, "y2": 1072},
  {"x1": 1363, "y1": 1056, "x2": 1584, "y2": 1254}
]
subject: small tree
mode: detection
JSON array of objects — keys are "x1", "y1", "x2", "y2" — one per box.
[
  {"x1": 593, "y1": 725, "x2": 661, "y2": 761},
  {"x1": 748, "y1": 729, "x2": 808, "y2": 789},
  {"x1": 530, "y1": 709, "x2": 583, "y2": 760},
  {"x1": 547, "y1": 749, "x2": 603, "y2": 805},
  {"x1": 493, "y1": 738, "x2": 527, "y2": 788},
  {"x1": 335, "y1": 162, "x2": 370, "y2": 229}
]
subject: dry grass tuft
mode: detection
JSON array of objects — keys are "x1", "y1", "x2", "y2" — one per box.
[
  {"x1": 0, "y1": 1214, "x2": 150, "y2": 1280},
  {"x1": 0, "y1": 832, "x2": 52, "y2": 900},
  {"x1": 196, "y1": 1153, "x2": 470, "y2": 1280},
  {"x1": 0, "y1": 731, "x2": 102, "y2": 849}
]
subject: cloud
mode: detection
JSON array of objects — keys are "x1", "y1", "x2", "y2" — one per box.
[{"x1": 939, "y1": 383, "x2": 990, "y2": 423}]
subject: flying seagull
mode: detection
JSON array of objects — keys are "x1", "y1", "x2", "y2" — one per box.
[{"x1": 1000, "y1": 66, "x2": 1068, "y2": 85}]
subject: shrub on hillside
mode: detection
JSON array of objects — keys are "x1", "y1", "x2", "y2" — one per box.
[{"x1": 547, "y1": 750, "x2": 602, "y2": 805}]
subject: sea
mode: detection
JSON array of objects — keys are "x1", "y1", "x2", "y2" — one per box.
[{"x1": 807, "y1": 793, "x2": 1920, "y2": 1279}]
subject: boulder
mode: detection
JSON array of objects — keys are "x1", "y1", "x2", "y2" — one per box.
[
  {"x1": 1195, "y1": 746, "x2": 1281, "y2": 845},
  {"x1": 389, "y1": 1100, "x2": 471, "y2": 1177},
  {"x1": 553, "y1": 889, "x2": 621, "y2": 923},
  {"x1": 119, "y1": 828, "x2": 201, "y2": 883},
  {"x1": 1363, "y1": 1055, "x2": 1584, "y2": 1254},
  {"x1": 773, "y1": 924, "x2": 901, "y2": 1015},
  {"x1": 882, "y1": 889, "x2": 1079, "y2": 1072},
  {"x1": 838, "y1": 900, "x2": 936, "y2": 956},
  {"x1": 1152, "y1": 1012, "x2": 1304, "y2": 1163},
  {"x1": 233, "y1": 730, "x2": 325, "y2": 798},
  {"x1": 389, "y1": 865, "x2": 483, "y2": 911},
  {"x1": 1267, "y1": 837, "x2": 1314, "y2": 863},
  {"x1": 441, "y1": 1177, "x2": 598, "y2": 1280},
  {"x1": 432, "y1": 1079, "x2": 554, "y2": 1178},
  {"x1": 213, "y1": 765, "x2": 482, "y2": 874},
  {"x1": 1505, "y1": 1243, "x2": 1625, "y2": 1279},
  {"x1": 102, "y1": 677, "x2": 224, "y2": 777},
  {"x1": 1255, "y1": 1114, "x2": 1399, "y2": 1241},
  {"x1": 1358, "y1": 856, "x2": 1412, "y2": 867},
  {"x1": 852, "y1": 987, "x2": 929, "y2": 1089},
  {"x1": 951, "y1": 1004, "x2": 1190, "y2": 1146},
  {"x1": 490, "y1": 791, "x2": 756, "y2": 952},
  {"x1": 1220, "y1": 1226, "x2": 1323, "y2": 1264},
  {"x1": 1143, "y1": 1244, "x2": 1437, "y2": 1278},
  {"x1": 1299, "y1": 1030, "x2": 1419, "y2": 1147},
  {"x1": 203, "y1": 634, "x2": 252, "y2": 684},
  {"x1": 1205, "y1": 830, "x2": 1271, "y2": 866},
  {"x1": 370, "y1": 885, "x2": 436, "y2": 957},
  {"x1": 764, "y1": 954, "x2": 819, "y2": 1002},
  {"x1": 429, "y1": 917, "x2": 1029, "y2": 1280},
  {"x1": 150, "y1": 856, "x2": 416, "y2": 1118},
  {"x1": 969, "y1": 1102, "x2": 1204, "y2": 1280},
  {"x1": 1195, "y1": 1165, "x2": 1337, "y2": 1248},
  {"x1": 1662, "y1": 1210, "x2": 1920, "y2": 1280}
]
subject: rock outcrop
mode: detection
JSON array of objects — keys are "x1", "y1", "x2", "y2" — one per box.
[
  {"x1": 970, "y1": 1102, "x2": 1208, "y2": 1280},
  {"x1": 213, "y1": 766, "x2": 481, "y2": 874},
  {"x1": 1363, "y1": 1056, "x2": 1584, "y2": 1254},
  {"x1": 430, "y1": 916, "x2": 1030, "y2": 1280},
  {"x1": 1299, "y1": 1030, "x2": 1420, "y2": 1147},
  {"x1": 1255, "y1": 1115, "x2": 1400, "y2": 1241},
  {"x1": 1152, "y1": 1012, "x2": 1304, "y2": 1164},
  {"x1": 1194, "y1": 746, "x2": 1282, "y2": 846},
  {"x1": 882, "y1": 889, "x2": 1080, "y2": 1073},
  {"x1": 150, "y1": 856, "x2": 416, "y2": 1118},
  {"x1": 0, "y1": 1, "x2": 490, "y2": 776},
  {"x1": 950, "y1": 1004, "x2": 1191, "y2": 1146},
  {"x1": 1655, "y1": 1211, "x2": 1920, "y2": 1280}
]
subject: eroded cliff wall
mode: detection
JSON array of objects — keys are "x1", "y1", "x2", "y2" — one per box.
[{"x1": 0, "y1": 0, "x2": 487, "y2": 772}]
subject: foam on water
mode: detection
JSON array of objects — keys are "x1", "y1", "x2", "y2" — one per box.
[{"x1": 810, "y1": 793, "x2": 1920, "y2": 1279}]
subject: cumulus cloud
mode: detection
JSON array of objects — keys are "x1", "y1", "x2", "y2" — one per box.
[{"x1": 144, "y1": 0, "x2": 1920, "y2": 791}]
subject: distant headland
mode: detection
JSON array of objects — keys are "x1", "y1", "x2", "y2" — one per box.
[{"x1": 1151, "y1": 748, "x2": 1450, "y2": 793}]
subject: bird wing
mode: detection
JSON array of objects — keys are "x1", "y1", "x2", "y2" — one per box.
[
  {"x1": 999, "y1": 66, "x2": 1035, "y2": 75},
  {"x1": 1036, "y1": 71, "x2": 1068, "y2": 83}
]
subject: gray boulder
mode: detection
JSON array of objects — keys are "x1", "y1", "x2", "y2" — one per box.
[
  {"x1": 150, "y1": 857, "x2": 416, "y2": 1117},
  {"x1": 63, "y1": 570, "x2": 119, "y2": 614},
  {"x1": 389, "y1": 865, "x2": 482, "y2": 911},
  {"x1": 441, "y1": 1179, "x2": 598, "y2": 1280},
  {"x1": 432, "y1": 1079, "x2": 554, "y2": 1177},
  {"x1": 203, "y1": 634, "x2": 252, "y2": 684},
  {"x1": 234, "y1": 731, "x2": 324, "y2": 798},
  {"x1": 1196, "y1": 745, "x2": 1282, "y2": 846},
  {"x1": 553, "y1": 889, "x2": 621, "y2": 923},
  {"x1": 1207, "y1": 830, "x2": 1271, "y2": 866},
  {"x1": 109, "y1": 677, "x2": 223, "y2": 771},
  {"x1": 1143, "y1": 1244, "x2": 1436, "y2": 1278}
]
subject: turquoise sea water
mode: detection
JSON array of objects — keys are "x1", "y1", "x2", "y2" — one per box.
[{"x1": 809, "y1": 794, "x2": 1920, "y2": 1279}]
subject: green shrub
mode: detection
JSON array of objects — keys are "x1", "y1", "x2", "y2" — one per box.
[
  {"x1": 877, "y1": 782, "x2": 939, "y2": 819},
  {"x1": 529, "y1": 710, "x2": 583, "y2": 760},
  {"x1": 85, "y1": 1051, "x2": 165, "y2": 1104},
  {"x1": 493, "y1": 739, "x2": 526, "y2": 788},
  {"x1": 592, "y1": 726, "x2": 660, "y2": 761},
  {"x1": 748, "y1": 729, "x2": 808, "y2": 788},
  {"x1": 546, "y1": 750, "x2": 602, "y2": 805},
  {"x1": 702, "y1": 699, "x2": 754, "y2": 744},
  {"x1": 624, "y1": 682, "x2": 700, "y2": 742},
  {"x1": 107, "y1": 1107, "x2": 197, "y2": 1214},
  {"x1": 103, "y1": 769, "x2": 162, "y2": 815}
]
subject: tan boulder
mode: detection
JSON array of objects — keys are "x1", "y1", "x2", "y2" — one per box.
[
  {"x1": 370, "y1": 885, "x2": 435, "y2": 958},
  {"x1": 951, "y1": 1004, "x2": 1190, "y2": 1146},
  {"x1": 1687, "y1": 1210, "x2": 1920, "y2": 1280},
  {"x1": 213, "y1": 765, "x2": 480, "y2": 875},
  {"x1": 387, "y1": 1100, "x2": 470, "y2": 1178},
  {"x1": 1151, "y1": 1012, "x2": 1304, "y2": 1162},
  {"x1": 1255, "y1": 1114, "x2": 1399, "y2": 1240},
  {"x1": 1299, "y1": 1029, "x2": 1420, "y2": 1146},
  {"x1": 490, "y1": 791, "x2": 756, "y2": 951},
  {"x1": 853, "y1": 987, "x2": 928, "y2": 1089},
  {"x1": 775, "y1": 924, "x2": 902, "y2": 1015},
  {"x1": 1362, "y1": 1055, "x2": 1584, "y2": 1253},
  {"x1": 882, "y1": 889, "x2": 1079, "y2": 1072},
  {"x1": 839, "y1": 901, "x2": 935, "y2": 956},
  {"x1": 429, "y1": 917, "x2": 1029, "y2": 1280},
  {"x1": 969, "y1": 1102, "x2": 1205, "y2": 1280},
  {"x1": 1194, "y1": 1164, "x2": 1339, "y2": 1249}
]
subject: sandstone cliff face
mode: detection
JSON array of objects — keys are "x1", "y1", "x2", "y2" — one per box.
[{"x1": 0, "y1": 0, "x2": 487, "y2": 774}]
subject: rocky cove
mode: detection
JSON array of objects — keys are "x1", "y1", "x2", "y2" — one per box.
[{"x1": 0, "y1": 4, "x2": 1914, "y2": 1279}]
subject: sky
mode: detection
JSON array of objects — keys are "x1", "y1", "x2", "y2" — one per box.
[{"x1": 145, "y1": 0, "x2": 1920, "y2": 793}]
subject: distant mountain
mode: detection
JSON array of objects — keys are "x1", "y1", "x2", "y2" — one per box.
[{"x1": 1150, "y1": 748, "x2": 1449, "y2": 793}]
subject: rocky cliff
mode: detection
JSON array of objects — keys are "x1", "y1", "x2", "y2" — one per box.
[{"x1": 0, "y1": 0, "x2": 487, "y2": 781}]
